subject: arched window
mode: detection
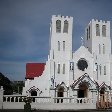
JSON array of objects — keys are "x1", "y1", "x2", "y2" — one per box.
[
  {"x1": 58, "y1": 41, "x2": 60, "y2": 51},
  {"x1": 87, "y1": 29, "x2": 88, "y2": 40},
  {"x1": 96, "y1": 24, "x2": 100, "y2": 36},
  {"x1": 63, "y1": 20, "x2": 68, "y2": 33},
  {"x1": 56, "y1": 20, "x2": 61, "y2": 33},
  {"x1": 99, "y1": 44, "x2": 101, "y2": 54},
  {"x1": 104, "y1": 65, "x2": 106, "y2": 75},
  {"x1": 63, "y1": 64, "x2": 65, "y2": 74},
  {"x1": 63, "y1": 41, "x2": 65, "y2": 51},
  {"x1": 70, "y1": 62, "x2": 74, "y2": 71},
  {"x1": 89, "y1": 26, "x2": 90, "y2": 39},
  {"x1": 103, "y1": 44, "x2": 105, "y2": 54},
  {"x1": 102, "y1": 25, "x2": 106, "y2": 37},
  {"x1": 99, "y1": 65, "x2": 101, "y2": 75},
  {"x1": 57, "y1": 64, "x2": 60, "y2": 74}
]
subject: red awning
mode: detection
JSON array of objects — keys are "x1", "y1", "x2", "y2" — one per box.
[{"x1": 26, "y1": 63, "x2": 45, "y2": 79}]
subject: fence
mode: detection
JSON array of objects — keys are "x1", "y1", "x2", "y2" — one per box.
[
  {"x1": 1, "y1": 92, "x2": 112, "y2": 110},
  {"x1": 2, "y1": 95, "x2": 96, "y2": 110}
]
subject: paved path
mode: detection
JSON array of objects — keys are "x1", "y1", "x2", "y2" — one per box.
[{"x1": 0, "y1": 109, "x2": 112, "y2": 112}]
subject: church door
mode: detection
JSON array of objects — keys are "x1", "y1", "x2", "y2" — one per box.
[
  {"x1": 100, "y1": 87, "x2": 105, "y2": 108},
  {"x1": 77, "y1": 83, "x2": 88, "y2": 103},
  {"x1": 31, "y1": 90, "x2": 37, "y2": 102},
  {"x1": 57, "y1": 87, "x2": 64, "y2": 103},
  {"x1": 78, "y1": 83, "x2": 88, "y2": 98}
]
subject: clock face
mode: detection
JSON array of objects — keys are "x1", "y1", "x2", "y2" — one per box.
[{"x1": 77, "y1": 58, "x2": 88, "y2": 71}]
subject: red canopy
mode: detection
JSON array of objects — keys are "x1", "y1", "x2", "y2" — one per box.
[{"x1": 26, "y1": 63, "x2": 45, "y2": 79}]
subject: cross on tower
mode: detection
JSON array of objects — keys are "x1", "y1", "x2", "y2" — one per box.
[{"x1": 81, "y1": 36, "x2": 84, "y2": 46}]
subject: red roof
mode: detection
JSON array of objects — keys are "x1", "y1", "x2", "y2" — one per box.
[{"x1": 26, "y1": 63, "x2": 45, "y2": 79}]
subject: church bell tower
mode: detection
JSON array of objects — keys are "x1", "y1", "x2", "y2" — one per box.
[
  {"x1": 49, "y1": 15, "x2": 73, "y2": 60},
  {"x1": 49, "y1": 15, "x2": 73, "y2": 89},
  {"x1": 84, "y1": 19, "x2": 111, "y2": 85}
]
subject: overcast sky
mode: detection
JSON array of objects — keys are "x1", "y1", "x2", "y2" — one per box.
[{"x1": 0, "y1": 0, "x2": 112, "y2": 80}]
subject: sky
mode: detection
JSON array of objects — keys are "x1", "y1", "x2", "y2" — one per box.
[{"x1": 0, "y1": 0, "x2": 112, "y2": 81}]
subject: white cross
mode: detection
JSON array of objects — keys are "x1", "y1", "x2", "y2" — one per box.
[{"x1": 81, "y1": 36, "x2": 84, "y2": 46}]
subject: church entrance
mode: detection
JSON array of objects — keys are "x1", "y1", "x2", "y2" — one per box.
[
  {"x1": 96, "y1": 87, "x2": 111, "y2": 109},
  {"x1": 31, "y1": 90, "x2": 37, "y2": 102},
  {"x1": 57, "y1": 87, "x2": 64, "y2": 103},
  {"x1": 78, "y1": 90, "x2": 85, "y2": 98},
  {"x1": 100, "y1": 87, "x2": 105, "y2": 103},
  {"x1": 31, "y1": 90, "x2": 37, "y2": 96},
  {"x1": 96, "y1": 87, "x2": 107, "y2": 109},
  {"x1": 78, "y1": 83, "x2": 88, "y2": 98}
]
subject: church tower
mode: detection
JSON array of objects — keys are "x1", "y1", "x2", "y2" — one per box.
[
  {"x1": 49, "y1": 15, "x2": 73, "y2": 60},
  {"x1": 49, "y1": 15, "x2": 73, "y2": 90},
  {"x1": 84, "y1": 19, "x2": 111, "y2": 85}
]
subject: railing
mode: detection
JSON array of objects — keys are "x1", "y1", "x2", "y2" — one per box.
[
  {"x1": 30, "y1": 96, "x2": 52, "y2": 103},
  {"x1": 76, "y1": 98, "x2": 94, "y2": 104},
  {"x1": 53, "y1": 97, "x2": 94, "y2": 104},
  {"x1": 3, "y1": 95, "x2": 95, "y2": 104},
  {"x1": 3, "y1": 95, "x2": 26, "y2": 102},
  {"x1": 2, "y1": 95, "x2": 97, "y2": 110},
  {"x1": 53, "y1": 97, "x2": 74, "y2": 103}
]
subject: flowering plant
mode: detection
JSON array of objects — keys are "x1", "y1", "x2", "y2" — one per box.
[{"x1": 23, "y1": 96, "x2": 32, "y2": 104}]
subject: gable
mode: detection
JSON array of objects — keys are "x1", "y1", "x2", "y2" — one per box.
[
  {"x1": 71, "y1": 73, "x2": 98, "y2": 90},
  {"x1": 73, "y1": 46, "x2": 93, "y2": 59},
  {"x1": 55, "y1": 82, "x2": 68, "y2": 92},
  {"x1": 99, "y1": 82, "x2": 111, "y2": 91},
  {"x1": 27, "y1": 86, "x2": 41, "y2": 93}
]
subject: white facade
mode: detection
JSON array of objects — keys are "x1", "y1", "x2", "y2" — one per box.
[
  {"x1": 22, "y1": 15, "x2": 112, "y2": 103},
  {"x1": 84, "y1": 19, "x2": 111, "y2": 85}
]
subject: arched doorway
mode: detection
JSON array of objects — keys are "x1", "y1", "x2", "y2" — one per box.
[
  {"x1": 31, "y1": 90, "x2": 37, "y2": 96},
  {"x1": 31, "y1": 90, "x2": 37, "y2": 102},
  {"x1": 57, "y1": 87, "x2": 64, "y2": 103},
  {"x1": 100, "y1": 87, "x2": 105, "y2": 103},
  {"x1": 97, "y1": 84, "x2": 111, "y2": 109},
  {"x1": 78, "y1": 82, "x2": 88, "y2": 98},
  {"x1": 100, "y1": 87, "x2": 105, "y2": 95}
]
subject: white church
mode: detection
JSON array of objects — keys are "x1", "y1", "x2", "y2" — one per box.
[{"x1": 22, "y1": 15, "x2": 112, "y2": 108}]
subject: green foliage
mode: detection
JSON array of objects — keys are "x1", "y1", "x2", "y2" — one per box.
[
  {"x1": 0, "y1": 72, "x2": 24, "y2": 95},
  {"x1": 0, "y1": 72, "x2": 13, "y2": 95},
  {"x1": 24, "y1": 103, "x2": 31, "y2": 112},
  {"x1": 12, "y1": 81, "x2": 24, "y2": 94},
  {"x1": 23, "y1": 97, "x2": 32, "y2": 104},
  {"x1": 23, "y1": 97, "x2": 32, "y2": 112}
]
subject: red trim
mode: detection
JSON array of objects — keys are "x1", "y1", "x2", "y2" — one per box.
[{"x1": 26, "y1": 63, "x2": 45, "y2": 79}]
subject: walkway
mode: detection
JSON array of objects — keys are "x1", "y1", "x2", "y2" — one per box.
[{"x1": 0, "y1": 109, "x2": 112, "y2": 112}]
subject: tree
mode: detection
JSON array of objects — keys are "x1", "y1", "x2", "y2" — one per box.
[
  {"x1": 12, "y1": 81, "x2": 24, "y2": 94},
  {"x1": 0, "y1": 72, "x2": 13, "y2": 95}
]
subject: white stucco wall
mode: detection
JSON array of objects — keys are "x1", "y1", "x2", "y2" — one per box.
[
  {"x1": 84, "y1": 19, "x2": 111, "y2": 85},
  {"x1": 22, "y1": 15, "x2": 112, "y2": 100}
]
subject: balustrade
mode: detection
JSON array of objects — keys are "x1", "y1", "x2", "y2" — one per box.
[
  {"x1": 3, "y1": 95, "x2": 94, "y2": 104},
  {"x1": 76, "y1": 98, "x2": 93, "y2": 104},
  {"x1": 3, "y1": 95, "x2": 25, "y2": 102},
  {"x1": 30, "y1": 96, "x2": 51, "y2": 103}
]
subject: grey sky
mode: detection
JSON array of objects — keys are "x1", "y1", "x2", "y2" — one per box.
[{"x1": 0, "y1": 0, "x2": 112, "y2": 80}]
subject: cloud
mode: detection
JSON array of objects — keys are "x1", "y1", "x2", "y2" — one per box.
[{"x1": 0, "y1": 0, "x2": 112, "y2": 80}]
